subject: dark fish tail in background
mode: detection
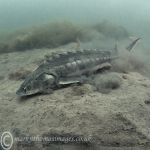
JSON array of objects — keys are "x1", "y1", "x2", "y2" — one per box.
[{"x1": 126, "y1": 38, "x2": 141, "y2": 51}]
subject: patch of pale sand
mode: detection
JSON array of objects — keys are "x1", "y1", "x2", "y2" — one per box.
[
  {"x1": 1, "y1": 49, "x2": 150, "y2": 148},
  {"x1": 0, "y1": 72, "x2": 150, "y2": 146}
]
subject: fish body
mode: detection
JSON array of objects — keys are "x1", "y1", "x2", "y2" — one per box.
[
  {"x1": 16, "y1": 49, "x2": 116, "y2": 96},
  {"x1": 16, "y1": 38, "x2": 140, "y2": 96}
]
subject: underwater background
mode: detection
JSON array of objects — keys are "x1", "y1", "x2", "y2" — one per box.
[
  {"x1": 0, "y1": 0, "x2": 150, "y2": 150},
  {"x1": 0, "y1": 0, "x2": 150, "y2": 35}
]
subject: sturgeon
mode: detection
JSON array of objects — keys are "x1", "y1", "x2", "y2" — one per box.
[{"x1": 16, "y1": 38, "x2": 140, "y2": 96}]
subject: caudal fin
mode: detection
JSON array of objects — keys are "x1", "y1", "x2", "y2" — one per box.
[{"x1": 126, "y1": 37, "x2": 141, "y2": 51}]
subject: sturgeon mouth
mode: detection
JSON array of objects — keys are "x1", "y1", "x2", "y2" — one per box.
[
  {"x1": 16, "y1": 88, "x2": 40, "y2": 97},
  {"x1": 16, "y1": 89, "x2": 30, "y2": 97}
]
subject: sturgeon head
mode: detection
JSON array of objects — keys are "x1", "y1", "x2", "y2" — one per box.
[{"x1": 16, "y1": 72, "x2": 55, "y2": 96}]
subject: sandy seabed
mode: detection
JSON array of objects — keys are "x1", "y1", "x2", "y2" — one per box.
[{"x1": 0, "y1": 48, "x2": 150, "y2": 150}]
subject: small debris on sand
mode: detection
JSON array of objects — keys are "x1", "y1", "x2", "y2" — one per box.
[{"x1": 8, "y1": 68, "x2": 31, "y2": 80}]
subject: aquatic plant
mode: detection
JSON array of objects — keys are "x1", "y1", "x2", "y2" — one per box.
[
  {"x1": 0, "y1": 22, "x2": 85, "y2": 52},
  {"x1": 0, "y1": 21, "x2": 129, "y2": 53}
]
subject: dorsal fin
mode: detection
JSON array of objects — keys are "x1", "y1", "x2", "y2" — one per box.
[
  {"x1": 75, "y1": 37, "x2": 81, "y2": 50},
  {"x1": 114, "y1": 41, "x2": 118, "y2": 54}
]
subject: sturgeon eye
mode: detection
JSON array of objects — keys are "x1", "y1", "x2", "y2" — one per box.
[
  {"x1": 24, "y1": 88, "x2": 27, "y2": 93},
  {"x1": 26, "y1": 86, "x2": 31, "y2": 90}
]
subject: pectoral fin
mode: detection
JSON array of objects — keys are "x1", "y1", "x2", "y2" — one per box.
[
  {"x1": 59, "y1": 80, "x2": 80, "y2": 85},
  {"x1": 59, "y1": 76, "x2": 88, "y2": 86},
  {"x1": 88, "y1": 62, "x2": 112, "y2": 74},
  {"x1": 95, "y1": 62, "x2": 112, "y2": 71}
]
